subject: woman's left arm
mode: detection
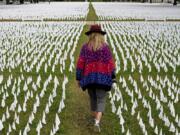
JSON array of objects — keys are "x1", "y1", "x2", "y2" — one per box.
[
  {"x1": 110, "y1": 58, "x2": 116, "y2": 79},
  {"x1": 106, "y1": 45, "x2": 116, "y2": 81}
]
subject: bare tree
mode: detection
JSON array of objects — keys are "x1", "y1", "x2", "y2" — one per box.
[
  {"x1": 20, "y1": 0, "x2": 24, "y2": 4},
  {"x1": 6, "y1": 0, "x2": 10, "y2": 4},
  {"x1": 173, "y1": 0, "x2": 177, "y2": 5}
]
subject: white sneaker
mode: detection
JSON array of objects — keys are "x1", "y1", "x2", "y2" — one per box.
[{"x1": 93, "y1": 123, "x2": 101, "y2": 133}]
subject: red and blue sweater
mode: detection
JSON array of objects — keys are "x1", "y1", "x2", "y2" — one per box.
[{"x1": 76, "y1": 43, "x2": 116, "y2": 91}]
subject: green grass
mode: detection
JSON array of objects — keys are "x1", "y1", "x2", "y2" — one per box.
[{"x1": 86, "y1": 2, "x2": 98, "y2": 21}]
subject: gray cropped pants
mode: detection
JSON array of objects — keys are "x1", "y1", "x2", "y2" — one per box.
[{"x1": 87, "y1": 88, "x2": 108, "y2": 112}]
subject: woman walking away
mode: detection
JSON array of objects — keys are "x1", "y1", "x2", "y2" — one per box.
[{"x1": 76, "y1": 24, "x2": 116, "y2": 133}]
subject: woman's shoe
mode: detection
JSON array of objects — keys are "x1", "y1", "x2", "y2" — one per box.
[
  {"x1": 87, "y1": 118, "x2": 95, "y2": 126},
  {"x1": 93, "y1": 123, "x2": 101, "y2": 133},
  {"x1": 85, "y1": 115, "x2": 95, "y2": 127}
]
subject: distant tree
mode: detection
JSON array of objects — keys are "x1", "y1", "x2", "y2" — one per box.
[
  {"x1": 6, "y1": 0, "x2": 11, "y2": 4},
  {"x1": 173, "y1": 0, "x2": 177, "y2": 5},
  {"x1": 20, "y1": 0, "x2": 24, "y2": 4}
]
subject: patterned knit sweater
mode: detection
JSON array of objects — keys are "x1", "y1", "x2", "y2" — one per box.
[{"x1": 76, "y1": 43, "x2": 116, "y2": 91}]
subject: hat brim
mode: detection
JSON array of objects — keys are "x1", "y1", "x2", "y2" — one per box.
[{"x1": 85, "y1": 31, "x2": 106, "y2": 36}]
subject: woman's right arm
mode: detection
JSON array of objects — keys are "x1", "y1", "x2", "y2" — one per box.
[{"x1": 76, "y1": 45, "x2": 86, "y2": 81}]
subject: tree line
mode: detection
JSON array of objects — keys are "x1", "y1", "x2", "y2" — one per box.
[{"x1": 4, "y1": 0, "x2": 179, "y2": 5}]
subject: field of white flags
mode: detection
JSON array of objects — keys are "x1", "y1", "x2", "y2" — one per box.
[
  {"x1": 93, "y1": 2, "x2": 180, "y2": 20},
  {"x1": 100, "y1": 22, "x2": 180, "y2": 135},
  {"x1": 0, "y1": 1, "x2": 180, "y2": 134},
  {"x1": 0, "y1": 22, "x2": 84, "y2": 134},
  {"x1": 0, "y1": 2, "x2": 89, "y2": 20}
]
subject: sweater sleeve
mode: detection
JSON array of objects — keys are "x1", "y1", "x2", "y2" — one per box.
[{"x1": 76, "y1": 45, "x2": 86, "y2": 81}]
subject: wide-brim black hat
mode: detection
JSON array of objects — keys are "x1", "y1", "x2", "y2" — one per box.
[{"x1": 85, "y1": 24, "x2": 106, "y2": 36}]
